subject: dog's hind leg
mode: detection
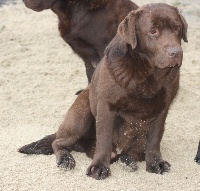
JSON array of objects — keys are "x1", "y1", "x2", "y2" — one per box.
[
  {"x1": 194, "y1": 141, "x2": 200, "y2": 164},
  {"x1": 52, "y1": 88, "x2": 94, "y2": 170}
]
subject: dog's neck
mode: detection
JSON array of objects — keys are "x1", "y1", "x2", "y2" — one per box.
[
  {"x1": 51, "y1": 0, "x2": 110, "y2": 34},
  {"x1": 105, "y1": 36, "x2": 176, "y2": 91}
]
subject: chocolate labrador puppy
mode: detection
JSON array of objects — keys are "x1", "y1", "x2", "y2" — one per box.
[
  {"x1": 19, "y1": 3, "x2": 188, "y2": 179},
  {"x1": 195, "y1": 141, "x2": 200, "y2": 164},
  {"x1": 23, "y1": 0, "x2": 138, "y2": 82}
]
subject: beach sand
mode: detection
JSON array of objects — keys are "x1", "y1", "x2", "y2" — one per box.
[{"x1": 0, "y1": 0, "x2": 200, "y2": 190}]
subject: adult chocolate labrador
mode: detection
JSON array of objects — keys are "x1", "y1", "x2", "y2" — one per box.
[
  {"x1": 19, "y1": 0, "x2": 138, "y2": 155},
  {"x1": 85, "y1": 3, "x2": 188, "y2": 179},
  {"x1": 23, "y1": 0, "x2": 138, "y2": 82},
  {"x1": 19, "y1": 3, "x2": 188, "y2": 179}
]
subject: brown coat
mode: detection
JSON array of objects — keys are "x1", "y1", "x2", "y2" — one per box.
[
  {"x1": 19, "y1": 3, "x2": 188, "y2": 180},
  {"x1": 86, "y1": 3, "x2": 188, "y2": 179}
]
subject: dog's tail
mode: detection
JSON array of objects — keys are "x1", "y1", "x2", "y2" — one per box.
[{"x1": 18, "y1": 133, "x2": 56, "y2": 155}]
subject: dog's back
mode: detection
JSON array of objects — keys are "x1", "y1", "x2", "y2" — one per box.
[{"x1": 51, "y1": 0, "x2": 139, "y2": 81}]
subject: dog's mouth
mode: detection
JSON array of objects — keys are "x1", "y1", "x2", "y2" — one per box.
[
  {"x1": 153, "y1": 56, "x2": 182, "y2": 70},
  {"x1": 168, "y1": 62, "x2": 181, "y2": 68},
  {"x1": 155, "y1": 63, "x2": 181, "y2": 70}
]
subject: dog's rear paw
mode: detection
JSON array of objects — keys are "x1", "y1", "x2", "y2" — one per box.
[
  {"x1": 56, "y1": 151, "x2": 76, "y2": 170},
  {"x1": 86, "y1": 164, "x2": 110, "y2": 180},
  {"x1": 147, "y1": 160, "x2": 171, "y2": 174}
]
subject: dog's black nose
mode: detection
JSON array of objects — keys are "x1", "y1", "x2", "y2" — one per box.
[{"x1": 167, "y1": 47, "x2": 182, "y2": 58}]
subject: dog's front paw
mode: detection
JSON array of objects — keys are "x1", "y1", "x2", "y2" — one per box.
[
  {"x1": 56, "y1": 150, "x2": 75, "y2": 170},
  {"x1": 146, "y1": 160, "x2": 171, "y2": 174},
  {"x1": 86, "y1": 164, "x2": 111, "y2": 180}
]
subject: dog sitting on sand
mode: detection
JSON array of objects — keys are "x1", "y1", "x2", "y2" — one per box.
[{"x1": 19, "y1": 3, "x2": 188, "y2": 180}]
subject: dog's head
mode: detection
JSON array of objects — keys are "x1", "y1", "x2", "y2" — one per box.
[{"x1": 118, "y1": 3, "x2": 188, "y2": 69}]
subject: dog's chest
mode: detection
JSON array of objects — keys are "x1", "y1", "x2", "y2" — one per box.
[
  {"x1": 110, "y1": 78, "x2": 167, "y2": 119},
  {"x1": 111, "y1": 86, "x2": 166, "y2": 155},
  {"x1": 110, "y1": 69, "x2": 179, "y2": 156}
]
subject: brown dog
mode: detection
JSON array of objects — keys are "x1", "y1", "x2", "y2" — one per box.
[
  {"x1": 195, "y1": 141, "x2": 200, "y2": 164},
  {"x1": 23, "y1": 0, "x2": 138, "y2": 82},
  {"x1": 18, "y1": 0, "x2": 138, "y2": 155},
  {"x1": 85, "y1": 3, "x2": 188, "y2": 179},
  {"x1": 19, "y1": 3, "x2": 188, "y2": 179}
]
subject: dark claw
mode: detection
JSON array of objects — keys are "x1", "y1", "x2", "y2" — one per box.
[
  {"x1": 56, "y1": 151, "x2": 75, "y2": 170},
  {"x1": 86, "y1": 164, "x2": 111, "y2": 180}
]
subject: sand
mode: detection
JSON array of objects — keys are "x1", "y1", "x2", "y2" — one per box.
[{"x1": 0, "y1": 0, "x2": 200, "y2": 190}]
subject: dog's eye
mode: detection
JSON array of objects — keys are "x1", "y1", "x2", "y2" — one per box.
[
  {"x1": 174, "y1": 25, "x2": 181, "y2": 35},
  {"x1": 149, "y1": 29, "x2": 157, "y2": 34}
]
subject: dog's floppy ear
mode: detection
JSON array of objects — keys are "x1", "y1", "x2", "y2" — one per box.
[
  {"x1": 117, "y1": 10, "x2": 139, "y2": 49},
  {"x1": 179, "y1": 13, "x2": 188, "y2": 42},
  {"x1": 173, "y1": 7, "x2": 188, "y2": 43}
]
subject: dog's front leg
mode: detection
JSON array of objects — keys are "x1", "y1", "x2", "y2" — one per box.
[
  {"x1": 86, "y1": 101, "x2": 115, "y2": 180},
  {"x1": 145, "y1": 108, "x2": 171, "y2": 174}
]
